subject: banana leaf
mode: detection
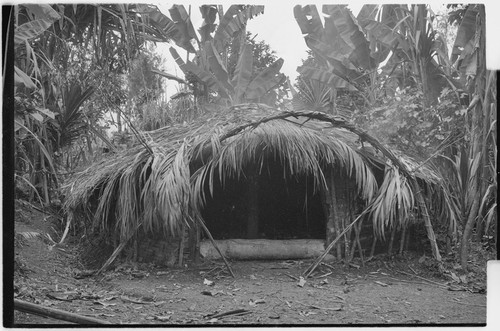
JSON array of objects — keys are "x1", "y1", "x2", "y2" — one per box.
[
  {"x1": 199, "y1": 5, "x2": 218, "y2": 42},
  {"x1": 169, "y1": 4, "x2": 198, "y2": 53},
  {"x1": 245, "y1": 58, "x2": 285, "y2": 100},
  {"x1": 451, "y1": 5, "x2": 479, "y2": 64},
  {"x1": 231, "y1": 42, "x2": 254, "y2": 103},
  {"x1": 323, "y1": 5, "x2": 375, "y2": 70},
  {"x1": 205, "y1": 41, "x2": 234, "y2": 94},
  {"x1": 294, "y1": 5, "x2": 323, "y2": 35}
]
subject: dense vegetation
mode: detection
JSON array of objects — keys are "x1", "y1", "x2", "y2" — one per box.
[{"x1": 10, "y1": 4, "x2": 496, "y2": 271}]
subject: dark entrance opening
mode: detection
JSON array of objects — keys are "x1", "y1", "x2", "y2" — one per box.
[{"x1": 200, "y1": 156, "x2": 326, "y2": 240}]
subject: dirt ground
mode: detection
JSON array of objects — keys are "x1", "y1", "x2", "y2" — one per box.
[{"x1": 9, "y1": 201, "x2": 492, "y2": 326}]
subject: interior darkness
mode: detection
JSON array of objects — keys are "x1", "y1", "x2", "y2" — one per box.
[{"x1": 201, "y1": 156, "x2": 326, "y2": 240}]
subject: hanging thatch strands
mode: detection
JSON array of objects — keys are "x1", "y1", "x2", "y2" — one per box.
[{"x1": 63, "y1": 104, "x2": 452, "y2": 268}]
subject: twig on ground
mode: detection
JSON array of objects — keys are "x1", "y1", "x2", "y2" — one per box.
[
  {"x1": 453, "y1": 301, "x2": 486, "y2": 308},
  {"x1": 206, "y1": 309, "x2": 250, "y2": 319},
  {"x1": 314, "y1": 272, "x2": 333, "y2": 279},
  {"x1": 295, "y1": 300, "x2": 342, "y2": 311},
  {"x1": 283, "y1": 273, "x2": 299, "y2": 281},
  {"x1": 408, "y1": 266, "x2": 418, "y2": 275},
  {"x1": 320, "y1": 262, "x2": 336, "y2": 270},
  {"x1": 395, "y1": 269, "x2": 447, "y2": 288}
]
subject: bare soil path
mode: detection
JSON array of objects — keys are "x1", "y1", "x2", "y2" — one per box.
[{"x1": 11, "y1": 202, "x2": 490, "y2": 326}]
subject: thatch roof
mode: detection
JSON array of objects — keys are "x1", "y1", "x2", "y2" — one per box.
[{"x1": 64, "y1": 104, "x2": 453, "y2": 241}]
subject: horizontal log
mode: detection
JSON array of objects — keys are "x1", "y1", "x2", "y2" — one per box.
[
  {"x1": 14, "y1": 299, "x2": 111, "y2": 325},
  {"x1": 200, "y1": 239, "x2": 327, "y2": 260}
]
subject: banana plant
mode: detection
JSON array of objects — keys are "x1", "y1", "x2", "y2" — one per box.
[
  {"x1": 294, "y1": 4, "x2": 454, "y2": 107},
  {"x1": 165, "y1": 4, "x2": 284, "y2": 106}
]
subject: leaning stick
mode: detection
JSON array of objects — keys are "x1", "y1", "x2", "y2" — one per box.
[
  {"x1": 58, "y1": 212, "x2": 73, "y2": 244},
  {"x1": 195, "y1": 217, "x2": 235, "y2": 278},
  {"x1": 96, "y1": 222, "x2": 142, "y2": 276},
  {"x1": 303, "y1": 211, "x2": 368, "y2": 278}
]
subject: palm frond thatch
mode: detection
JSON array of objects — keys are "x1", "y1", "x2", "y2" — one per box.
[{"x1": 63, "y1": 104, "x2": 449, "y2": 242}]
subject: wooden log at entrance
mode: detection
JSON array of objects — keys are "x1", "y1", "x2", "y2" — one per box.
[
  {"x1": 14, "y1": 299, "x2": 110, "y2": 324},
  {"x1": 200, "y1": 239, "x2": 326, "y2": 260}
]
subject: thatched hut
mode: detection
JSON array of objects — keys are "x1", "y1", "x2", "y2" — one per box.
[{"x1": 64, "y1": 104, "x2": 452, "y2": 269}]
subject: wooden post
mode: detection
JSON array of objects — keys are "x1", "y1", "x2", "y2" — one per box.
[
  {"x1": 388, "y1": 225, "x2": 397, "y2": 255},
  {"x1": 246, "y1": 166, "x2": 259, "y2": 239},
  {"x1": 369, "y1": 235, "x2": 377, "y2": 260},
  {"x1": 399, "y1": 225, "x2": 407, "y2": 255},
  {"x1": 178, "y1": 222, "x2": 186, "y2": 267},
  {"x1": 325, "y1": 168, "x2": 341, "y2": 259}
]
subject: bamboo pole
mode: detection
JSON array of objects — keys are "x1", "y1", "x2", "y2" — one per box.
[{"x1": 14, "y1": 299, "x2": 111, "y2": 324}]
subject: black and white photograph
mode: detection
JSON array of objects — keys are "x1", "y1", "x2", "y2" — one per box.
[{"x1": 3, "y1": 1, "x2": 497, "y2": 327}]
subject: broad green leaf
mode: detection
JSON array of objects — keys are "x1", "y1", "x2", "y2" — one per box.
[
  {"x1": 169, "y1": 46, "x2": 189, "y2": 73},
  {"x1": 23, "y1": 4, "x2": 60, "y2": 21},
  {"x1": 451, "y1": 5, "x2": 479, "y2": 64},
  {"x1": 199, "y1": 5, "x2": 218, "y2": 42},
  {"x1": 297, "y1": 65, "x2": 356, "y2": 90},
  {"x1": 214, "y1": 5, "x2": 246, "y2": 42},
  {"x1": 136, "y1": 4, "x2": 178, "y2": 41},
  {"x1": 14, "y1": 66, "x2": 37, "y2": 89},
  {"x1": 323, "y1": 5, "x2": 375, "y2": 70},
  {"x1": 169, "y1": 4, "x2": 199, "y2": 53},
  {"x1": 214, "y1": 5, "x2": 264, "y2": 43},
  {"x1": 15, "y1": 19, "x2": 58, "y2": 44},
  {"x1": 15, "y1": 121, "x2": 58, "y2": 177},
  {"x1": 294, "y1": 5, "x2": 323, "y2": 35},
  {"x1": 30, "y1": 112, "x2": 44, "y2": 122},
  {"x1": 205, "y1": 41, "x2": 234, "y2": 94},
  {"x1": 245, "y1": 58, "x2": 285, "y2": 100},
  {"x1": 35, "y1": 107, "x2": 56, "y2": 119},
  {"x1": 232, "y1": 42, "x2": 253, "y2": 103}
]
